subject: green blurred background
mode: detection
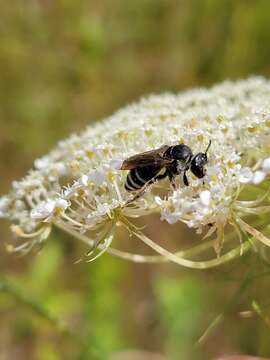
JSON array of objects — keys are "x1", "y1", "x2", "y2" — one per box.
[{"x1": 1, "y1": 1, "x2": 270, "y2": 359}]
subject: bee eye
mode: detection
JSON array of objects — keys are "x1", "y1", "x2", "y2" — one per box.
[{"x1": 196, "y1": 153, "x2": 207, "y2": 165}]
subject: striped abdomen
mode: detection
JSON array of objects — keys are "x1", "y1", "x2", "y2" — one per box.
[{"x1": 125, "y1": 165, "x2": 162, "y2": 192}]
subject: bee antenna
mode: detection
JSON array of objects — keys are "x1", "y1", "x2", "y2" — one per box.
[{"x1": 205, "y1": 140, "x2": 211, "y2": 154}]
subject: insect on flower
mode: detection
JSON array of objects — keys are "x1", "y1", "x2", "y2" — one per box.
[
  {"x1": 121, "y1": 140, "x2": 211, "y2": 203},
  {"x1": 2, "y1": 77, "x2": 270, "y2": 269}
]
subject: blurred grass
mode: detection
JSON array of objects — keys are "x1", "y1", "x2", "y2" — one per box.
[
  {"x1": 155, "y1": 277, "x2": 207, "y2": 360},
  {"x1": 1, "y1": 0, "x2": 270, "y2": 359}
]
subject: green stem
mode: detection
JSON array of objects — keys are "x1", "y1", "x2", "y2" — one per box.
[
  {"x1": 55, "y1": 214, "x2": 268, "y2": 268},
  {"x1": 134, "y1": 231, "x2": 251, "y2": 269}
]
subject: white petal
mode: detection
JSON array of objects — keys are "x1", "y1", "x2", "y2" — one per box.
[
  {"x1": 262, "y1": 157, "x2": 270, "y2": 172},
  {"x1": 54, "y1": 198, "x2": 69, "y2": 210},
  {"x1": 253, "y1": 171, "x2": 266, "y2": 185},
  {"x1": 109, "y1": 159, "x2": 123, "y2": 170},
  {"x1": 155, "y1": 196, "x2": 163, "y2": 206},
  {"x1": 239, "y1": 168, "x2": 253, "y2": 184},
  {"x1": 199, "y1": 190, "x2": 211, "y2": 206},
  {"x1": 0, "y1": 196, "x2": 10, "y2": 218},
  {"x1": 81, "y1": 174, "x2": 89, "y2": 186}
]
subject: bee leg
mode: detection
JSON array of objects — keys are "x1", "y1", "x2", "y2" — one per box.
[
  {"x1": 124, "y1": 188, "x2": 148, "y2": 206},
  {"x1": 170, "y1": 178, "x2": 177, "y2": 190},
  {"x1": 183, "y1": 171, "x2": 189, "y2": 186},
  {"x1": 167, "y1": 171, "x2": 177, "y2": 190}
]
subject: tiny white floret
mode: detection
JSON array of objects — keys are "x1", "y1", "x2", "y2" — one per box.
[
  {"x1": 262, "y1": 157, "x2": 270, "y2": 172},
  {"x1": 253, "y1": 171, "x2": 266, "y2": 185},
  {"x1": 199, "y1": 190, "x2": 211, "y2": 207}
]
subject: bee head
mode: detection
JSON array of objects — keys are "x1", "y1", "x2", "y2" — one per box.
[
  {"x1": 190, "y1": 153, "x2": 207, "y2": 178},
  {"x1": 190, "y1": 140, "x2": 211, "y2": 179}
]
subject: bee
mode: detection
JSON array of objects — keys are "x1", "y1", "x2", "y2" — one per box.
[{"x1": 121, "y1": 140, "x2": 211, "y2": 203}]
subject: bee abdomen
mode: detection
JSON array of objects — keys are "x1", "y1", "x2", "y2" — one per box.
[{"x1": 125, "y1": 166, "x2": 161, "y2": 192}]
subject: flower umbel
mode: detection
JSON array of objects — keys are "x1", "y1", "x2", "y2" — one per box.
[{"x1": 1, "y1": 77, "x2": 270, "y2": 268}]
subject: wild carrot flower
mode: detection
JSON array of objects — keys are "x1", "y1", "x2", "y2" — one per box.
[{"x1": 1, "y1": 77, "x2": 270, "y2": 268}]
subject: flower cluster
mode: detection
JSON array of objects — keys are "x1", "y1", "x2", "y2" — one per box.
[{"x1": 1, "y1": 77, "x2": 270, "y2": 267}]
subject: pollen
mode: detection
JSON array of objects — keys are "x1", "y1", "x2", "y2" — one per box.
[
  {"x1": 265, "y1": 120, "x2": 270, "y2": 128},
  {"x1": 248, "y1": 126, "x2": 258, "y2": 133}
]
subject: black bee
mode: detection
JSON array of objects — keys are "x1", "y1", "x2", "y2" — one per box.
[{"x1": 121, "y1": 140, "x2": 211, "y2": 202}]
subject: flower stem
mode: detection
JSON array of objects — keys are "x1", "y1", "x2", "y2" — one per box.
[{"x1": 133, "y1": 231, "x2": 251, "y2": 269}]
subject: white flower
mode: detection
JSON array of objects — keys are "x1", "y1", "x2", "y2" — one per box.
[
  {"x1": 252, "y1": 171, "x2": 266, "y2": 185},
  {"x1": 31, "y1": 198, "x2": 70, "y2": 222},
  {"x1": 1, "y1": 77, "x2": 270, "y2": 268},
  {"x1": 87, "y1": 168, "x2": 106, "y2": 186},
  {"x1": 200, "y1": 190, "x2": 211, "y2": 206},
  {"x1": 0, "y1": 196, "x2": 11, "y2": 218},
  {"x1": 262, "y1": 157, "x2": 270, "y2": 172},
  {"x1": 108, "y1": 159, "x2": 123, "y2": 170},
  {"x1": 80, "y1": 175, "x2": 89, "y2": 186},
  {"x1": 239, "y1": 167, "x2": 254, "y2": 184}
]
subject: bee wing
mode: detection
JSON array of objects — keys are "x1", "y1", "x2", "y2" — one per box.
[{"x1": 121, "y1": 145, "x2": 172, "y2": 170}]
